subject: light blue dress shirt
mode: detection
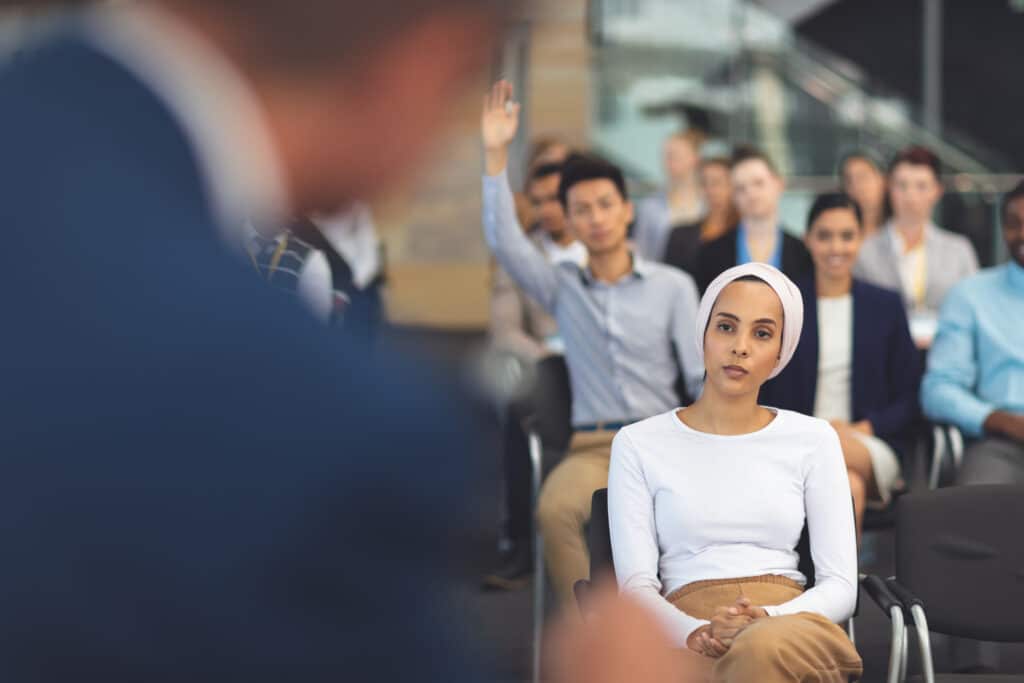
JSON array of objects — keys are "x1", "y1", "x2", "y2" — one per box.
[
  {"x1": 735, "y1": 222, "x2": 783, "y2": 269},
  {"x1": 483, "y1": 170, "x2": 704, "y2": 426},
  {"x1": 921, "y1": 261, "x2": 1024, "y2": 436}
]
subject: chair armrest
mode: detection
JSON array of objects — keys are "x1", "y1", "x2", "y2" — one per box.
[
  {"x1": 884, "y1": 578, "x2": 925, "y2": 613},
  {"x1": 861, "y1": 574, "x2": 904, "y2": 617},
  {"x1": 885, "y1": 579, "x2": 937, "y2": 683},
  {"x1": 861, "y1": 575, "x2": 909, "y2": 683}
]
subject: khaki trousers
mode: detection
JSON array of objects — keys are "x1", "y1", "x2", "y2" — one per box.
[
  {"x1": 536, "y1": 430, "x2": 615, "y2": 605},
  {"x1": 669, "y1": 575, "x2": 863, "y2": 683}
]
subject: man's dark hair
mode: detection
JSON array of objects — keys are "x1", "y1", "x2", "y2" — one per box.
[
  {"x1": 806, "y1": 192, "x2": 864, "y2": 231},
  {"x1": 730, "y1": 145, "x2": 781, "y2": 176},
  {"x1": 888, "y1": 145, "x2": 942, "y2": 181},
  {"x1": 1002, "y1": 180, "x2": 1024, "y2": 222},
  {"x1": 557, "y1": 154, "x2": 628, "y2": 209},
  {"x1": 529, "y1": 162, "x2": 564, "y2": 186}
]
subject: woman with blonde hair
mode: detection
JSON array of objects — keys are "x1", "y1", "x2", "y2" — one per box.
[{"x1": 609, "y1": 262, "x2": 862, "y2": 682}]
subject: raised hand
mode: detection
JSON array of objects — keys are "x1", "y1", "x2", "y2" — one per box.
[
  {"x1": 482, "y1": 80, "x2": 521, "y2": 175},
  {"x1": 482, "y1": 80, "x2": 521, "y2": 150}
]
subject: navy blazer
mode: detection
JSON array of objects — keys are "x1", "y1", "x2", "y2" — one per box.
[
  {"x1": 759, "y1": 278, "x2": 922, "y2": 457},
  {"x1": 0, "y1": 30, "x2": 477, "y2": 681}
]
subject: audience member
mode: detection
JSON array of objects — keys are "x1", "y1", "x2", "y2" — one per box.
[
  {"x1": 839, "y1": 150, "x2": 887, "y2": 237},
  {"x1": 855, "y1": 146, "x2": 978, "y2": 347},
  {"x1": 483, "y1": 160, "x2": 586, "y2": 590},
  {"x1": 663, "y1": 156, "x2": 739, "y2": 276},
  {"x1": 633, "y1": 130, "x2": 706, "y2": 261},
  {"x1": 609, "y1": 263, "x2": 861, "y2": 682},
  {"x1": 246, "y1": 218, "x2": 336, "y2": 323},
  {"x1": 301, "y1": 204, "x2": 387, "y2": 331},
  {"x1": 760, "y1": 193, "x2": 921, "y2": 536},
  {"x1": 0, "y1": 0, "x2": 516, "y2": 680},
  {"x1": 482, "y1": 80, "x2": 703, "y2": 606},
  {"x1": 696, "y1": 146, "x2": 813, "y2": 293},
  {"x1": 515, "y1": 136, "x2": 572, "y2": 230},
  {"x1": 921, "y1": 180, "x2": 1024, "y2": 485}
]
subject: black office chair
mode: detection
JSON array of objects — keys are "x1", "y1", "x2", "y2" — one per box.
[
  {"x1": 575, "y1": 489, "x2": 872, "y2": 655},
  {"x1": 862, "y1": 485, "x2": 1024, "y2": 683}
]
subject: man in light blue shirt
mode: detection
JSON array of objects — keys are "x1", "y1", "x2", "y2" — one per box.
[
  {"x1": 922, "y1": 180, "x2": 1024, "y2": 485},
  {"x1": 481, "y1": 81, "x2": 702, "y2": 606}
]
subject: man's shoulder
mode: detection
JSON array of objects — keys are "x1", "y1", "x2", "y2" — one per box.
[{"x1": 946, "y1": 265, "x2": 1005, "y2": 301}]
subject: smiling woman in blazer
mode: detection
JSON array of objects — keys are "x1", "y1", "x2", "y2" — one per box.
[{"x1": 760, "y1": 193, "x2": 922, "y2": 538}]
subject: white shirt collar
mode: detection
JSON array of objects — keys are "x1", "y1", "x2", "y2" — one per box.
[{"x1": 83, "y1": 4, "x2": 290, "y2": 246}]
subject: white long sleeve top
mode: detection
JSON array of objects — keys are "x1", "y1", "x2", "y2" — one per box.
[{"x1": 608, "y1": 408, "x2": 858, "y2": 647}]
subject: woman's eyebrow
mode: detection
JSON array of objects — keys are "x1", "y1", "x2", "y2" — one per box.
[
  {"x1": 754, "y1": 318, "x2": 778, "y2": 326},
  {"x1": 715, "y1": 312, "x2": 739, "y2": 321}
]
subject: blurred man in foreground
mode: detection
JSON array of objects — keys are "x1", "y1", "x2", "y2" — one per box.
[{"x1": 0, "y1": 0, "x2": 516, "y2": 680}]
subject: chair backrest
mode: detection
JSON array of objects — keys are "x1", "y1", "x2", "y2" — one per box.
[
  {"x1": 529, "y1": 355, "x2": 572, "y2": 452},
  {"x1": 587, "y1": 488, "x2": 817, "y2": 588},
  {"x1": 896, "y1": 484, "x2": 1024, "y2": 642}
]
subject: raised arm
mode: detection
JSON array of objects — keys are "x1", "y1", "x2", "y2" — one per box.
[
  {"x1": 765, "y1": 426, "x2": 858, "y2": 623},
  {"x1": 608, "y1": 430, "x2": 709, "y2": 647},
  {"x1": 481, "y1": 81, "x2": 558, "y2": 311}
]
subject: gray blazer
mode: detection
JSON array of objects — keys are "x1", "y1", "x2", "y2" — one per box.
[{"x1": 854, "y1": 223, "x2": 978, "y2": 315}]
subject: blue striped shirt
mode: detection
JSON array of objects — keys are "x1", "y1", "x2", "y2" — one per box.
[{"x1": 483, "y1": 171, "x2": 703, "y2": 426}]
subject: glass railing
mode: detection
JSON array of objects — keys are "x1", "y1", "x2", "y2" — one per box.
[{"x1": 585, "y1": 0, "x2": 1017, "y2": 265}]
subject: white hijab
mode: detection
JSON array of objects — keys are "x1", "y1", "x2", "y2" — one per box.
[{"x1": 695, "y1": 263, "x2": 804, "y2": 380}]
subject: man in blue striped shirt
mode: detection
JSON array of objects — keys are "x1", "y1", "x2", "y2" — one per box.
[{"x1": 481, "y1": 81, "x2": 703, "y2": 605}]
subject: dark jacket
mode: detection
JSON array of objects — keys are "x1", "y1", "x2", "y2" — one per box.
[
  {"x1": 663, "y1": 222, "x2": 703, "y2": 276},
  {"x1": 696, "y1": 228, "x2": 813, "y2": 294},
  {"x1": 0, "y1": 30, "x2": 473, "y2": 681},
  {"x1": 759, "y1": 277, "x2": 922, "y2": 458}
]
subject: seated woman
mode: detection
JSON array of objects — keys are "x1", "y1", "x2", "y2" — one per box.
[
  {"x1": 608, "y1": 262, "x2": 861, "y2": 682},
  {"x1": 760, "y1": 193, "x2": 921, "y2": 536}
]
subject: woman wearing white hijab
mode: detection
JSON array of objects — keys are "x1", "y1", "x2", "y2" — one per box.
[{"x1": 608, "y1": 263, "x2": 862, "y2": 682}]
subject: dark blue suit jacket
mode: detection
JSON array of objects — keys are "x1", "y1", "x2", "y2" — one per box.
[
  {"x1": 0, "y1": 30, "x2": 477, "y2": 681},
  {"x1": 759, "y1": 277, "x2": 922, "y2": 457}
]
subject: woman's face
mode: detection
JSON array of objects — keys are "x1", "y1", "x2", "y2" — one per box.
[
  {"x1": 703, "y1": 280, "x2": 784, "y2": 397},
  {"x1": 664, "y1": 137, "x2": 699, "y2": 181},
  {"x1": 889, "y1": 162, "x2": 942, "y2": 224},
  {"x1": 841, "y1": 158, "x2": 886, "y2": 213},
  {"x1": 805, "y1": 207, "x2": 863, "y2": 282},
  {"x1": 700, "y1": 162, "x2": 733, "y2": 212}
]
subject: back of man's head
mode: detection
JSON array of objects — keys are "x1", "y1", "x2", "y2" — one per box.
[
  {"x1": 158, "y1": 0, "x2": 525, "y2": 210},
  {"x1": 164, "y1": 0, "x2": 518, "y2": 72}
]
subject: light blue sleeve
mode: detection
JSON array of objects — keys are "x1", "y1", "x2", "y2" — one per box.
[
  {"x1": 482, "y1": 170, "x2": 558, "y2": 312},
  {"x1": 921, "y1": 282, "x2": 993, "y2": 436}
]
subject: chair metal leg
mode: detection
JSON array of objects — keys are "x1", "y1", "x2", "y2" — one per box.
[
  {"x1": 887, "y1": 606, "x2": 906, "y2": 683},
  {"x1": 948, "y1": 426, "x2": 964, "y2": 474},
  {"x1": 847, "y1": 616, "x2": 856, "y2": 647},
  {"x1": 899, "y1": 625, "x2": 909, "y2": 683},
  {"x1": 528, "y1": 431, "x2": 544, "y2": 683},
  {"x1": 910, "y1": 605, "x2": 936, "y2": 683},
  {"x1": 929, "y1": 425, "x2": 946, "y2": 490}
]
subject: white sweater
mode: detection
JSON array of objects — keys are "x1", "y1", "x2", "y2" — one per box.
[{"x1": 608, "y1": 408, "x2": 858, "y2": 647}]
